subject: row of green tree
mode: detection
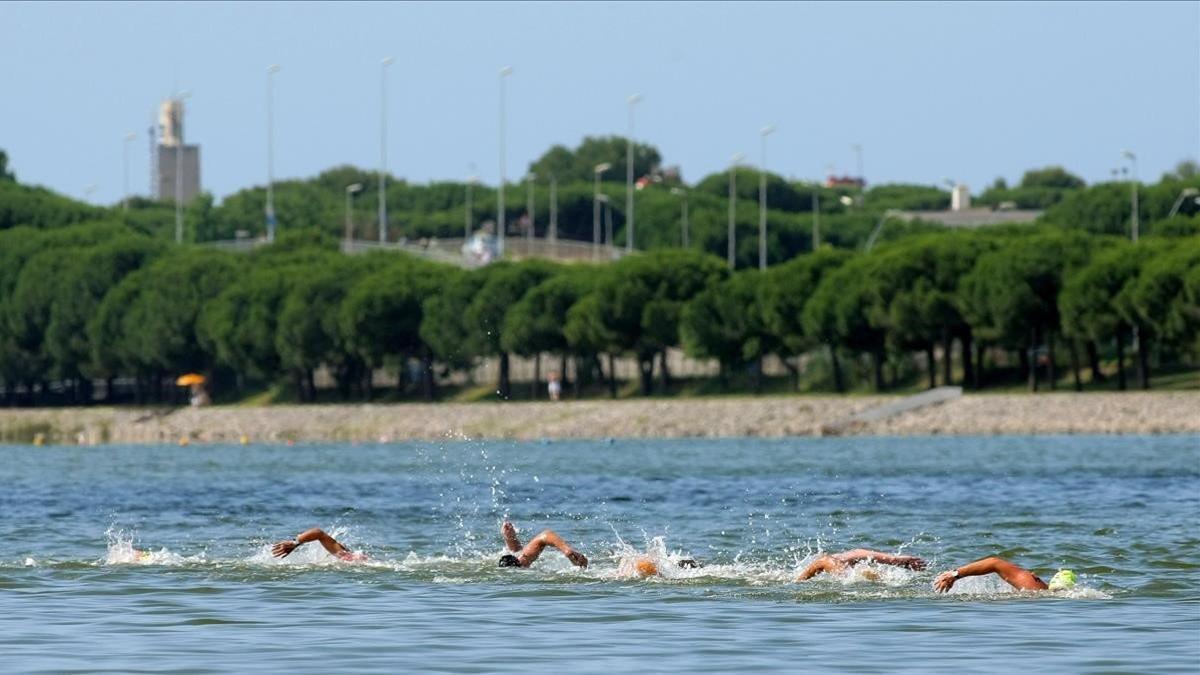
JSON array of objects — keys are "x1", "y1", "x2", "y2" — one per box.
[
  {"x1": 4, "y1": 145, "x2": 1198, "y2": 269},
  {"x1": 1, "y1": 218, "x2": 1196, "y2": 405}
]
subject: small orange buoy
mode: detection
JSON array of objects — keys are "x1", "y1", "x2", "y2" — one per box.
[
  {"x1": 239, "y1": 434, "x2": 249, "y2": 445},
  {"x1": 179, "y1": 436, "x2": 190, "y2": 447}
]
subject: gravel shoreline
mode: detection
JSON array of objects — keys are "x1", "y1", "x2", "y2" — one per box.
[{"x1": 0, "y1": 392, "x2": 1196, "y2": 445}]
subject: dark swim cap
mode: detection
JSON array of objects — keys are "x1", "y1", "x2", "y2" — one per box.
[{"x1": 498, "y1": 554, "x2": 521, "y2": 567}]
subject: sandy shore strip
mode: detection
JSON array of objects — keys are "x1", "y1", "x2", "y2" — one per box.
[{"x1": 0, "y1": 392, "x2": 1196, "y2": 445}]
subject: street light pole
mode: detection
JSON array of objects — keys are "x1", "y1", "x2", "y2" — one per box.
[
  {"x1": 1122, "y1": 149, "x2": 1144, "y2": 388},
  {"x1": 498, "y1": 66, "x2": 513, "y2": 258},
  {"x1": 525, "y1": 172, "x2": 536, "y2": 246},
  {"x1": 811, "y1": 182, "x2": 821, "y2": 250},
  {"x1": 122, "y1": 132, "x2": 136, "y2": 212},
  {"x1": 345, "y1": 183, "x2": 363, "y2": 246},
  {"x1": 174, "y1": 91, "x2": 190, "y2": 245},
  {"x1": 549, "y1": 175, "x2": 558, "y2": 253},
  {"x1": 265, "y1": 64, "x2": 281, "y2": 242},
  {"x1": 671, "y1": 187, "x2": 689, "y2": 248},
  {"x1": 465, "y1": 173, "x2": 477, "y2": 239},
  {"x1": 379, "y1": 56, "x2": 394, "y2": 243},
  {"x1": 728, "y1": 153, "x2": 743, "y2": 268},
  {"x1": 1122, "y1": 150, "x2": 1139, "y2": 242},
  {"x1": 759, "y1": 125, "x2": 775, "y2": 270},
  {"x1": 599, "y1": 195, "x2": 613, "y2": 258},
  {"x1": 593, "y1": 162, "x2": 611, "y2": 260},
  {"x1": 626, "y1": 93, "x2": 642, "y2": 252},
  {"x1": 851, "y1": 142, "x2": 864, "y2": 205}
]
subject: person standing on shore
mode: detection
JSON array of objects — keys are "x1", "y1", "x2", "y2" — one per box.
[
  {"x1": 933, "y1": 556, "x2": 1076, "y2": 592},
  {"x1": 547, "y1": 371, "x2": 562, "y2": 401}
]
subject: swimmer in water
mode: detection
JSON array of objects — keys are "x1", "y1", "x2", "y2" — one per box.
[
  {"x1": 271, "y1": 528, "x2": 366, "y2": 562},
  {"x1": 624, "y1": 556, "x2": 703, "y2": 578},
  {"x1": 797, "y1": 548, "x2": 927, "y2": 581},
  {"x1": 498, "y1": 521, "x2": 589, "y2": 569},
  {"x1": 933, "y1": 556, "x2": 1077, "y2": 593}
]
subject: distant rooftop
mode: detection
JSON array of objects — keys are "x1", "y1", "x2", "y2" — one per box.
[{"x1": 899, "y1": 207, "x2": 1042, "y2": 228}]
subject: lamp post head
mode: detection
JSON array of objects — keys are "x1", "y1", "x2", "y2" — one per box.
[
  {"x1": 595, "y1": 162, "x2": 612, "y2": 174},
  {"x1": 597, "y1": 194, "x2": 610, "y2": 203},
  {"x1": 628, "y1": 93, "x2": 642, "y2": 105},
  {"x1": 671, "y1": 187, "x2": 686, "y2": 196},
  {"x1": 1121, "y1": 149, "x2": 1136, "y2": 161},
  {"x1": 731, "y1": 152, "x2": 745, "y2": 165},
  {"x1": 499, "y1": 66, "x2": 513, "y2": 77},
  {"x1": 347, "y1": 183, "x2": 363, "y2": 194},
  {"x1": 267, "y1": 64, "x2": 281, "y2": 74},
  {"x1": 124, "y1": 132, "x2": 137, "y2": 142},
  {"x1": 382, "y1": 56, "x2": 395, "y2": 67},
  {"x1": 761, "y1": 124, "x2": 776, "y2": 137}
]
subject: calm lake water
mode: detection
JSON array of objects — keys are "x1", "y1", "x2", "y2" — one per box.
[{"x1": 1, "y1": 436, "x2": 1197, "y2": 673}]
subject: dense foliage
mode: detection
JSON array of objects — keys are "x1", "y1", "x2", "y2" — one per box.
[{"x1": 0, "y1": 148, "x2": 1197, "y2": 404}]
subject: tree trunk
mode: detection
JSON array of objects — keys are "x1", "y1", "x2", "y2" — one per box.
[
  {"x1": 829, "y1": 346, "x2": 844, "y2": 393},
  {"x1": 560, "y1": 354, "x2": 570, "y2": 392},
  {"x1": 973, "y1": 342, "x2": 985, "y2": 390},
  {"x1": 926, "y1": 345, "x2": 936, "y2": 390},
  {"x1": 960, "y1": 331, "x2": 974, "y2": 389},
  {"x1": 1087, "y1": 341, "x2": 1104, "y2": 383},
  {"x1": 105, "y1": 376, "x2": 116, "y2": 403},
  {"x1": 638, "y1": 357, "x2": 654, "y2": 396},
  {"x1": 872, "y1": 349, "x2": 885, "y2": 392},
  {"x1": 1115, "y1": 332, "x2": 1127, "y2": 391},
  {"x1": 754, "y1": 355, "x2": 764, "y2": 394},
  {"x1": 306, "y1": 369, "x2": 316, "y2": 402},
  {"x1": 607, "y1": 353, "x2": 618, "y2": 399},
  {"x1": 1069, "y1": 339, "x2": 1083, "y2": 392},
  {"x1": 1027, "y1": 328, "x2": 1039, "y2": 393},
  {"x1": 532, "y1": 353, "x2": 541, "y2": 400},
  {"x1": 498, "y1": 352, "x2": 511, "y2": 400},
  {"x1": 1046, "y1": 331, "x2": 1057, "y2": 391},
  {"x1": 422, "y1": 349, "x2": 436, "y2": 401},
  {"x1": 572, "y1": 356, "x2": 582, "y2": 398},
  {"x1": 942, "y1": 329, "x2": 953, "y2": 386},
  {"x1": 659, "y1": 350, "x2": 671, "y2": 393},
  {"x1": 1136, "y1": 331, "x2": 1150, "y2": 390},
  {"x1": 785, "y1": 356, "x2": 800, "y2": 392}
]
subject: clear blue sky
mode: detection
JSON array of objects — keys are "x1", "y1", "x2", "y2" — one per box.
[{"x1": 2, "y1": 1, "x2": 1197, "y2": 205}]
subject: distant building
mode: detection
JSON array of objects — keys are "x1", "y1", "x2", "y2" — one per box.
[
  {"x1": 892, "y1": 182, "x2": 1041, "y2": 228},
  {"x1": 155, "y1": 98, "x2": 201, "y2": 202},
  {"x1": 825, "y1": 175, "x2": 865, "y2": 189}
]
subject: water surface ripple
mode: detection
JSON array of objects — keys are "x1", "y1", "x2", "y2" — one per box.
[{"x1": 1, "y1": 436, "x2": 1196, "y2": 672}]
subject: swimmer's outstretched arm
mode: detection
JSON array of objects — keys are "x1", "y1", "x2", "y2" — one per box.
[
  {"x1": 934, "y1": 556, "x2": 1047, "y2": 592},
  {"x1": 271, "y1": 528, "x2": 354, "y2": 559},
  {"x1": 833, "y1": 549, "x2": 926, "y2": 570},
  {"x1": 798, "y1": 549, "x2": 926, "y2": 580}
]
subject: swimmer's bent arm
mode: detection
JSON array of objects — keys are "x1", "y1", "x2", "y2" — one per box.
[
  {"x1": 518, "y1": 529, "x2": 588, "y2": 568},
  {"x1": 934, "y1": 556, "x2": 1047, "y2": 592},
  {"x1": 797, "y1": 556, "x2": 842, "y2": 580},
  {"x1": 271, "y1": 528, "x2": 353, "y2": 559}
]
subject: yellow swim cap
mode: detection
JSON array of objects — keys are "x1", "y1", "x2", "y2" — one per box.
[{"x1": 1048, "y1": 569, "x2": 1077, "y2": 590}]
